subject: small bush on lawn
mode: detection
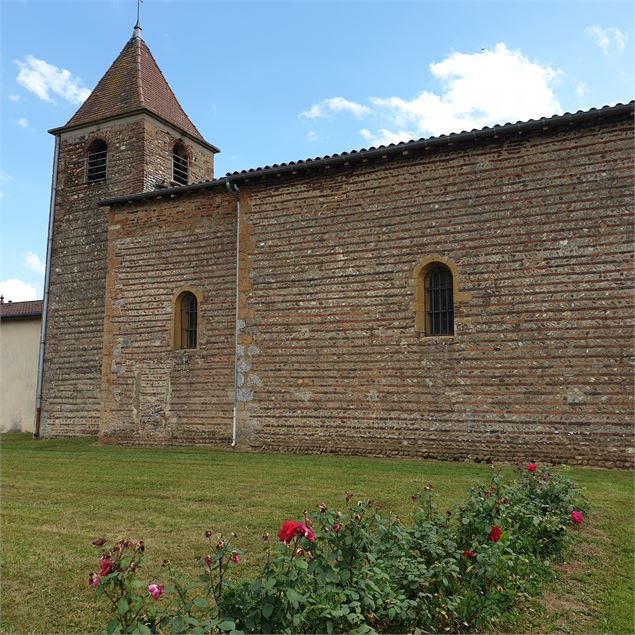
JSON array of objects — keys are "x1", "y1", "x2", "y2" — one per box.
[{"x1": 89, "y1": 464, "x2": 588, "y2": 634}]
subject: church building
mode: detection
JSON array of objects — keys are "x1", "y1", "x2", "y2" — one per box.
[{"x1": 37, "y1": 25, "x2": 634, "y2": 468}]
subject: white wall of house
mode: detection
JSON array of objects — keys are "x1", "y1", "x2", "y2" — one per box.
[{"x1": 0, "y1": 318, "x2": 41, "y2": 432}]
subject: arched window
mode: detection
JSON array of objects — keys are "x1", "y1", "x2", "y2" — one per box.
[
  {"x1": 86, "y1": 139, "x2": 107, "y2": 183},
  {"x1": 424, "y1": 265, "x2": 454, "y2": 336},
  {"x1": 172, "y1": 142, "x2": 189, "y2": 185},
  {"x1": 175, "y1": 291, "x2": 198, "y2": 349}
]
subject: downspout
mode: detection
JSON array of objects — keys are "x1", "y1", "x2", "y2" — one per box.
[
  {"x1": 34, "y1": 135, "x2": 60, "y2": 438},
  {"x1": 227, "y1": 181, "x2": 241, "y2": 447}
]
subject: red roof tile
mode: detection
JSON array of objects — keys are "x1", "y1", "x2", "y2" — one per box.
[
  {"x1": 62, "y1": 28, "x2": 205, "y2": 141},
  {"x1": 0, "y1": 300, "x2": 43, "y2": 320}
]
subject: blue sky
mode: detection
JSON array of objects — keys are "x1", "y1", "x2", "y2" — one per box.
[{"x1": 1, "y1": 0, "x2": 632, "y2": 301}]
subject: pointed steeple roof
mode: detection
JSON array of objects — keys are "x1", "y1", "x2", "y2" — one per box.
[{"x1": 56, "y1": 27, "x2": 211, "y2": 145}]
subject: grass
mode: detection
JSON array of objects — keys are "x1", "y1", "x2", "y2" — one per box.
[{"x1": 1, "y1": 432, "x2": 633, "y2": 634}]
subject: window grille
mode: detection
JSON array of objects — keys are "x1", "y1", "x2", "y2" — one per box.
[
  {"x1": 425, "y1": 265, "x2": 454, "y2": 336},
  {"x1": 173, "y1": 143, "x2": 189, "y2": 185},
  {"x1": 179, "y1": 292, "x2": 197, "y2": 349},
  {"x1": 87, "y1": 140, "x2": 107, "y2": 183}
]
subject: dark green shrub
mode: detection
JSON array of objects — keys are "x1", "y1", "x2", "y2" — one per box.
[{"x1": 90, "y1": 465, "x2": 588, "y2": 633}]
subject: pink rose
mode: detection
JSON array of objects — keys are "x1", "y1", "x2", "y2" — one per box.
[
  {"x1": 230, "y1": 552, "x2": 241, "y2": 564},
  {"x1": 148, "y1": 583, "x2": 165, "y2": 600},
  {"x1": 527, "y1": 463, "x2": 537, "y2": 472},
  {"x1": 571, "y1": 511, "x2": 584, "y2": 524},
  {"x1": 298, "y1": 523, "x2": 316, "y2": 543},
  {"x1": 88, "y1": 573, "x2": 100, "y2": 587}
]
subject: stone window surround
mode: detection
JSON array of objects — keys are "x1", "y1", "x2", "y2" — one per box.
[
  {"x1": 412, "y1": 254, "x2": 470, "y2": 339},
  {"x1": 172, "y1": 286, "x2": 202, "y2": 350}
]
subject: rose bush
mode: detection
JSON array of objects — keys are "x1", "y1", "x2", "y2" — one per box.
[{"x1": 90, "y1": 465, "x2": 588, "y2": 634}]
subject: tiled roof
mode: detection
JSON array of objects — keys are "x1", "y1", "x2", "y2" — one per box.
[
  {"x1": 224, "y1": 101, "x2": 635, "y2": 178},
  {"x1": 99, "y1": 100, "x2": 634, "y2": 207},
  {"x1": 61, "y1": 28, "x2": 205, "y2": 142},
  {"x1": 0, "y1": 300, "x2": 43, "y2": 320}
]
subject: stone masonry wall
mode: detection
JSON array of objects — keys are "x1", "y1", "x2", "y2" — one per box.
[
  {"x1": 234, "y1": 116, "x2": 634, "y2": 467},
  {"x1": 87, "y1": 111, "x2": 633, "y2": 467},
  {"x1": 100, "y1": 191, "x2": 236, "y2": 444},
  {"x1": 42, "y1": 114, "x2": 216, "y2": 438},
  {"x1": 41, "y1": 119, "x2": 146, "y2": 436},
  {"x1": 142, "y1": 119, "x2": 214, "y2": 191}
]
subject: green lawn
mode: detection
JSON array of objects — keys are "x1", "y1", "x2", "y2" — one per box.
[{"x1": 1, "y1": 433, "x2": 632, "y2": 634}]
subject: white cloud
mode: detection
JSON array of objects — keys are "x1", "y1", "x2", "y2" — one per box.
[
  {"x1": 575, "y1": 81, "x2": 589, "y2": 98},
  {"x1": 360, "y1": 127, "x2": 414, "y2": 147},
  {"x1": 368, "y1": 43, "x2": 562, "y2": 139},
  {"x1": 24, "y1": 251, "x2": 45, "y2": 274},
  {"x1": 300, "y1": 44, "x2": 564, "y2": 146},
  {"x1": 8, "y1": 94, "x2": 20, "y2": 102},
  {"x1": 300, "y1": 96, "x2": 371, "y2": 120},
  {"x1": 15, "y1": 55, "x2": 90, "y2": 105},
  {"x1": 586, "y1": 25, "x2": 627, "y2": 56},
  {"x1": 307, "y1": 130, "x2": 319, "y2": 142},
  {"x1": 17, "y1": 117, "x2": 29, "y2": 128},
  {"x1": 0, "y1": 279, "x2": 37, "y2": 302}
]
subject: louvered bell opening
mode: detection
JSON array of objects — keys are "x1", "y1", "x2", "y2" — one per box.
[
  {"x1": 173, "y1": 151, "x2": 189, "y2": 185},
  {"x1": 87, "y1": 144, "x2": 107, "y2": 183},
  {"x1": 425, "y1": 266, "x2": 454, "y2": 336}
]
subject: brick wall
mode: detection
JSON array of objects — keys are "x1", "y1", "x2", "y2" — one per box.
[
  {"x1": 42, "y1": 114, "x2": 216, "y2": 437},
  {"x1": 69, "y1": 110, "x2": 633, "y2": 467},
  {"x1": 41, "y1": 119, "x2": 146, "y2": 436},
  {"x1": 233, "y1": 116, "x2": 633, "y2": 467},
  {"x1": 100, "y1": 192, "x2": 236, "y2": 444},
  {"x1": 142, "y1": 119, "x2": 214, "y2": 191}
]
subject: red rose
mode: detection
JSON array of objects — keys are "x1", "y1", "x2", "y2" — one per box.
[
  {"x1": 332, "y1": 524, "x2": 342, "y2": 534},
  {"x1": 527, "y1": 463, "x2": 537, "y2": 472},
  {"x1": 487, "y1": 525, "x2": 503, "y2": 542},
  {"x1": 99, "y1": 556, "x2": 114, "y2": 576},
  {"x1": 463, "y1": 550, "x2": 476, "y2": 559},
  {"x1": 278, "y1": 521, "x2": 301, "y2": 543}
]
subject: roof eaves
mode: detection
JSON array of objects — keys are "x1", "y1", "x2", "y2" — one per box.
[
  {"x1": 0, "y1": 312, "x2": 43, "y2": 321},
  {"x1": 98, "y1": 100, "x2": 634, "y2": 208},
  {"x1": 49, "y1": 108, "x2": 221, "y2": 153}
]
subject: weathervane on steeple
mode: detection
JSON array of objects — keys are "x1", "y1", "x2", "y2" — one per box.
[{"x1": 133, "y1": 0, "x2": 143, "y2": 38}]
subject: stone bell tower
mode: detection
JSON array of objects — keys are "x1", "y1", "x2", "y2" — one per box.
[{"x1": 38, "y1": 24, "x2": 219, "y2": 437}]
